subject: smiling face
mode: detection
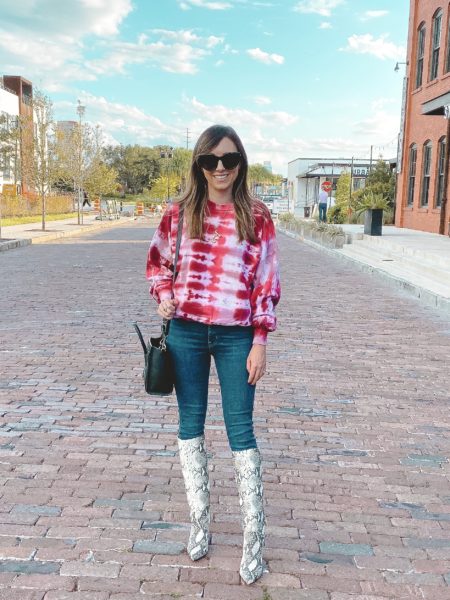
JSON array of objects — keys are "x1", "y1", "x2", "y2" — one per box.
[{"x1": 201, "y1": 136, "x2": 240, "y2": 203}]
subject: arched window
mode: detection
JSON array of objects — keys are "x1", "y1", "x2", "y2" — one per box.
[
  {"x1": 435, "y1": 136, "x2": 446, "y2": 207},
  {"x1": 430, "y1": 9, "x2": 443, "y2": 80},
  {"x1": 407, "y1": 144, "x2": 417, "y2": 206},
  {"x1": 420, "y1": 141, "x2": 432, "y2": 207},
  {"x1": 416, "y1": 22, "x2": 426, "y2": 87}
]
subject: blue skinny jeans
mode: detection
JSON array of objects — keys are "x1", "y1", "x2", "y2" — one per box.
[{"x1": 166, "y1": 318, "x2": 257, "y2": 451}]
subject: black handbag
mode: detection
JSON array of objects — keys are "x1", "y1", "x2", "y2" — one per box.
[{"x1": 133, "y1": 208, "x2": 184, "y2": 396}]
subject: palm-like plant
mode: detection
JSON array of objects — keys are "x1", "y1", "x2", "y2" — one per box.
[{"x1": 354, "y1": 190, "x2": 389, "y2": 217}]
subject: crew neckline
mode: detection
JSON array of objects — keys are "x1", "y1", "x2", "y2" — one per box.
[{"x1": 207, "y1": 199, "x2": 235, "y2": 212}]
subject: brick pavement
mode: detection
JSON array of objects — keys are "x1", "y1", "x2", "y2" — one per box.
[{"x1": 0, "y1": 223, "x2": 450, "y2": 599}]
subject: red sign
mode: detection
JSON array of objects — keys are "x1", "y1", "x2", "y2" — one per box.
[{"x1": 321, "y1": 181, "x2": 332, "y2": 192}]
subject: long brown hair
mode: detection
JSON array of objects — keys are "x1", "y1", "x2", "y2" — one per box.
[{"x1": 178, "y1": 125, "x2": 257, "y2": 243}]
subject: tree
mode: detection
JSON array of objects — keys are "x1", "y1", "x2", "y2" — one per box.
[
  {"x1": 247, "y1": 164, "x2": 280, "y2": 194},
  {"x1": 335, "y1": 171, "x2": 352, "y2": 209},
  {"x1": 22, "y1": 90, "x2": 55, "y2": 231},
  {"x1": 103, "y1": 145, "x2": 160, "y2": 194},
  {"x1": 364, "y1": 159, "x2": 395, "y2": 206},
  {"x1": 148, "y1": 176, "x2": 179, "y2": 202},
  {"x1": 53, "y1": 121, "x2": 116, "y2": 221},
  {"x1": 84, "y1": 161, "x2": 119, "y2": 200},
  {"x1": 169, "y1": 147, "x2": 192, "y2": 193}
]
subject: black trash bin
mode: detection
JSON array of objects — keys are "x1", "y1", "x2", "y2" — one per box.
[{"x1": 304, "y1": 206, "x2": 311, "y2": 218}]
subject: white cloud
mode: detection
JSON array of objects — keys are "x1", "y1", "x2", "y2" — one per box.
[
  {"x1": 186, "y1": 96, "x2": 297, "y2": 128},
  {"x1": 0, "y1": 24, "x2": 224, "y2": 89},
  {"x1": 178, "y1": 0, "x2": 232, "y2": 9},
  {"x1": 0, "y1": 0, "x2": 133, "y2": 88},
  {"x1": 293, "y1": 0, "x2": 344, "y2": 17},
  {"x1": 247, "y1": 48, "x2": 284, "y2": 65},
  {"x1": 353, "y1": 109, "x2": 399, "y2": 147},
  {"x1": 0, "y1": 0, "x2": 132, "y2": 36},
  {"x1": 223, "y1": 43, "x2": 239, "y2": 54},
  {"x1": 56, "y1": 93, "x2": 182, "y2": 146},
  {"x1": 319, "y1": 22, "x2": 332, "y2": 29},
  {"x1": 341, "y1": 34, "x2": 406, "y2": 60},
  {"x1": 361, "y1": 10, "x2": 389, "y2": 21},
  {"x1": 88, "y1": 30, "x2": 222, "y2": 76},
  {"x1": 254, "y1": 96, "x2": 272, "y2": 105}
]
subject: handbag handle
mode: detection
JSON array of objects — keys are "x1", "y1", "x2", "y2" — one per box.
[
  {"x1": 133, "y1": 322, "x2": 147, "y2": 354},
  {"x1": 162, "y1": 206, "x2": 184, "y2": 337}
]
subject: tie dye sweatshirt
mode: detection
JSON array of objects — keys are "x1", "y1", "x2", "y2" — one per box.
[{"x1": 146, "y1": 199, "x2": 281, "y2": 345}]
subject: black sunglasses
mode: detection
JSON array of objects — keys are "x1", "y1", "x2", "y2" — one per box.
[{"x1": 196, "y1": 152, "x2": 241, "y2": 171}]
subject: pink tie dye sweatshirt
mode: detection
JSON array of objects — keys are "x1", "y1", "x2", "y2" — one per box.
[{"x1": 146, "y1": 199, "x2": 281, "y2": 345}]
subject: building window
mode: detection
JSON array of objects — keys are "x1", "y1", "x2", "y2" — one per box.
[
  {"x1": 435, "y1": 136, "x2": 446, "y2": 207},
  {"x1": 416, "y1": 23, "x2": 426, "y2": 87},
  {"x1": 430, "y1": 10, "x2": 443, "y2": 81},
  {"x1": 420, "y1": 141, "x2": 432, "y2": 207},
  {"x1": 407, "y1": 144, "x2": 417, "y2": 206}
]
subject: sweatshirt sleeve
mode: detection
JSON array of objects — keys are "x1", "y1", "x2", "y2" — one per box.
[
  {"x1": 146, "y1": 208, "x2": 175, "y2": 303},
  {"x1": 251, "y1": 214, "x2": 281, "y2": 345}
]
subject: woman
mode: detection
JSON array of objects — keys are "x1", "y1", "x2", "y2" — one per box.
[{"x1": 146, "y1": 124, "x2": 280, "y2": 585}]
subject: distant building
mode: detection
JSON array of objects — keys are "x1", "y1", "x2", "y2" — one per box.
[
  {"x1": 395, "y1": 0, "x2": 450, "y2": 234},
  {"x1": 263, "y1": 161, "x2": 272, "y2": 174},
  {"x1": 0, "y1": 75, "x2": 33, "y2": 195},
  {"x1": 56, "y1": 120, "x2": 77, "y2": 134},
  {"x1": 287, "y1": 157, "x2": 373, "y2": 215},
  {"x1": 0, "y1": 78, "x2": 20, "y2": 194}
]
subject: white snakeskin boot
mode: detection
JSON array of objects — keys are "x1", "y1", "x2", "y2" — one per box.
[
  {"x1": 233, "y1": 448, "x2": 265, "y2": 585},
  {"x1": 178, "y1": 435, "x2": 210, "y2": 561}
]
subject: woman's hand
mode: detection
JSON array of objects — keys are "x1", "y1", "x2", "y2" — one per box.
[
  {"x1": 157, "y1": 298, "x2": 179, "y2": 320},
  {"x1": 247, "y1": 344, "x2": 267, "y2": 385}
]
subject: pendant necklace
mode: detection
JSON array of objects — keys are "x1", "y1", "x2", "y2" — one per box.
[{"x1": 211, "y1": 230, "x2": 221, "y2": 243}]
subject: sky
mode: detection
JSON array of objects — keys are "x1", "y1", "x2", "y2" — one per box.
[{"x1": 0, "y1": 0, "x2": 409, "y2": 175}]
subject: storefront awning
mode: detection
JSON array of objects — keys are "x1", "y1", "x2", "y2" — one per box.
[{"x1": 422, "y1": 91, "x2": 450, "y2": 115}]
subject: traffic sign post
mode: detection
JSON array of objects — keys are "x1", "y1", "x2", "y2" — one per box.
[{"x1": 321, "y1": 181, "x2": 332, "y2": 193}]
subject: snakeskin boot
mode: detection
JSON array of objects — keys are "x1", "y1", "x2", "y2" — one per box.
[
  {"x1": 233, "y1": 448, "x2": 265, "y2": 585},
  {"x1": 178, "y1": 436, "x2": 210, "y2": 561}
]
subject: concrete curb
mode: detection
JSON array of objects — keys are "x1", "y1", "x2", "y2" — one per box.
[
  {"x1": 30, "y1": 216, "x2": 133, "y2": 244},
  {"x1": 278, "y1": 226, "x2": 450, "y2": 317},
  {"x1": 0, "y1": 216, "x2": 135, "y2": 253},
  {"x1": 0, "y1": 238, "x2": 32, "y2": 252}
]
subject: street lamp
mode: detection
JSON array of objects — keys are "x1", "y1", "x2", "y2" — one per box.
[
  {"x1": 76, "y1": 99, "x2": 86, "y2": 224},
  {"x1": 160, "y1": 147, "x2": 173, "y2": 204},
  {"x1": 394, "y1": 61, "x2": 408, "y2": 72}
]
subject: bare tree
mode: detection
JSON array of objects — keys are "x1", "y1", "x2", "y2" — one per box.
[{"x1": 21, "y1": 90, "x2": 55, "y2": 231}]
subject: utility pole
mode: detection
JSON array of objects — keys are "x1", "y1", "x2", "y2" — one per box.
[
  {"x1": 186, "y1": 128, "x2": 190, "y2": 150},
  {"x1": 76, "y1": 99, "x2": 86, "y2": 225},
  {"x1": 369, "y1": 145, "x2": 373, "y2": 173},
  {"x1": 349, "y1": 157, "x2": 354, "y2": 218},
  {"x1": 160, "y1": 147, "x2": 173, "y2": 204}
]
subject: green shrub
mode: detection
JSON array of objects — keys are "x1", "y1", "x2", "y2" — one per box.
[{"x1": 327, "y1": 205, "x2": 345, "y2": 224}]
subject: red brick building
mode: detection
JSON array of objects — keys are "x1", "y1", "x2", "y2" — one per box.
[{"x1": 396, "y1": 0, "x2": 450, "y2": 234}]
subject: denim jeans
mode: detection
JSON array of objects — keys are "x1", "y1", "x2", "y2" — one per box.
[
  {"x1": 319, "y1": 203, "x2": 328, "y2": 222},
  {"x1": 166, "y1": 318, "x2": 257, "y2": 451}
]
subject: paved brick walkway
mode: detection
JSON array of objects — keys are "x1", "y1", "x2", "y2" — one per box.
[{"x1": 0, "y1": 223, "x2": 450, "y2": 599}]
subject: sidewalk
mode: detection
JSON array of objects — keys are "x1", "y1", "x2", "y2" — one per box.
[
  {"x1": 0, "y1": 212, "x2": 137, "y2": 251},
  {"x1": 1, "y1": 222, "x2": 450, "y2": 599},
  {"x1": 280, "y1": 222, "x2": 450, "y2": 315}
]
